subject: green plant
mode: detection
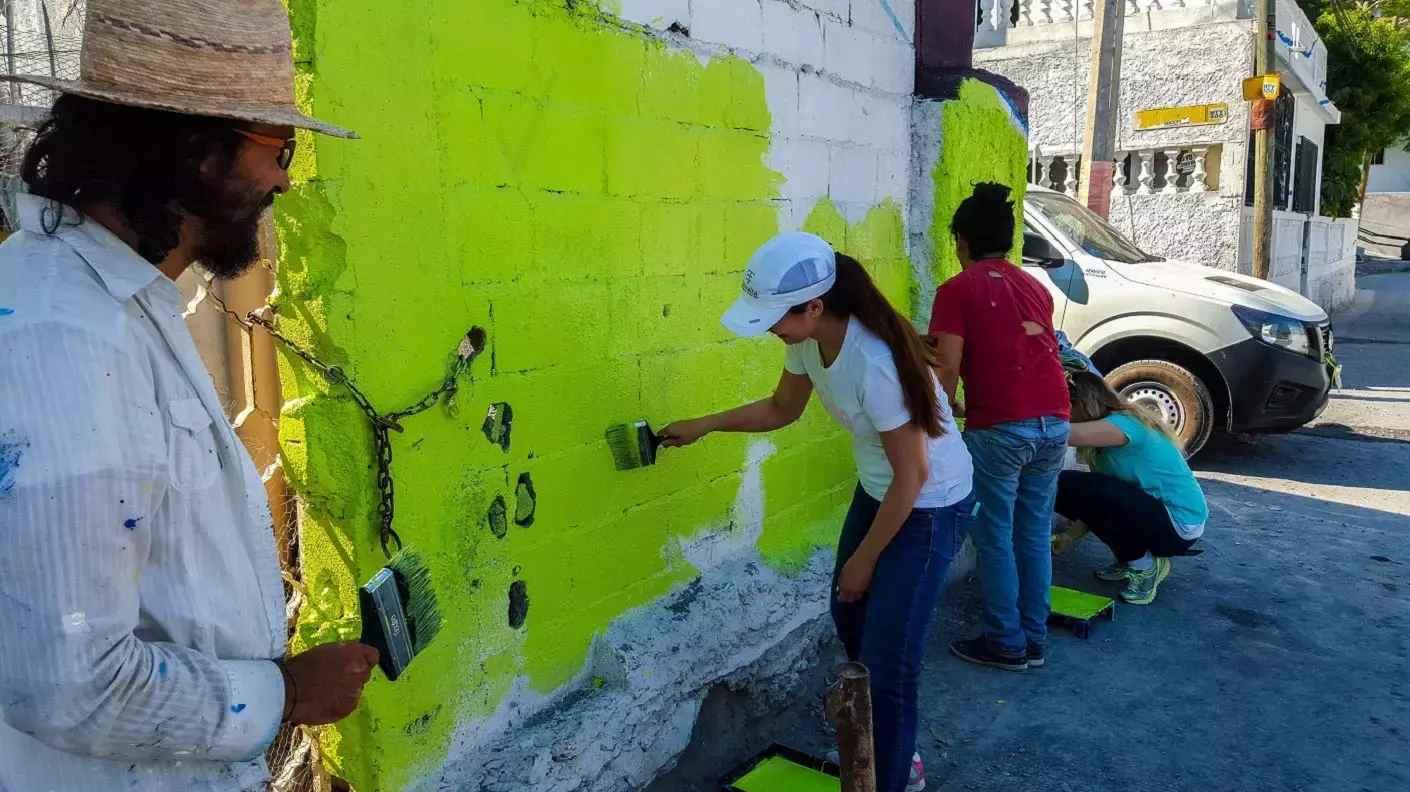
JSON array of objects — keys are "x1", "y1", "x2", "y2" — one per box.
[{"x1": 1298, "y1": 0, "x2": 1410, "y2": 217}]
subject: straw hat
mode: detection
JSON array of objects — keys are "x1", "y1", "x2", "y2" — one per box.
[{"x1": 0, "y1": 0, "x2": 355, "y2": 138}]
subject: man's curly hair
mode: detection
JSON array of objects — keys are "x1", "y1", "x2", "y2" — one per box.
[{"x1": 21, "y1": 94, "x2": 243, "y2": 265}]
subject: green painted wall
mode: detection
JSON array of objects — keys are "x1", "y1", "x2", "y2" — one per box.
[
  {"x1": 275, "y1": 2, "x2": 919, "y2": 788},
  {"x1": 929, "y1": 79, "x2": 1031, "y2": 284}
]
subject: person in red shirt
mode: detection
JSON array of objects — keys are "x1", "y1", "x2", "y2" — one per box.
[{"x1": 929, "y1": 183, "x2": 1071, "y2": 672}]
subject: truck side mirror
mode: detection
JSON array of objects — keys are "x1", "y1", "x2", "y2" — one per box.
[{"x1": 1022, "y1": 233, "x2": 1066, "y2": 268}]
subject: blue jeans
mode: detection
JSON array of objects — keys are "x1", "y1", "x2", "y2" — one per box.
[
  {"x1": 963, "y1": 417, "x2": 1070, "y2": 657},
  {"x1": 831, "y1": 485, "x2": 976, "y2": 792}
]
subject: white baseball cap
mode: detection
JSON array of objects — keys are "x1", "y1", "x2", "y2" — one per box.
[{"x1": 720, "y1": 232, "x2": 838, "y2": 337}]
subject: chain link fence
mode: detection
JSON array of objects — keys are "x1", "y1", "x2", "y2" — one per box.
[{"x1": 0, "y1": 1, "x2": 82, "y2": 229}]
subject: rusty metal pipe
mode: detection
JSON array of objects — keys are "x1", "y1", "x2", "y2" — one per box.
[{"x1": 825, "y1": 661, "x2": 876, "y2": 792}]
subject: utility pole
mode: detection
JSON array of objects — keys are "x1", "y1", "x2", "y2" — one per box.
[
  {"x1": 1251, "y1": 0, "x2": 1276, "y2": 279},
  {"x1": 1077, "y1": 0, "x2": 1125, "y2": 219}
]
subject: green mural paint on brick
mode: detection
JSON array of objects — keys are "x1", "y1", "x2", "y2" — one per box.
[
  {"x1": 274, "y1": 1, "x2": 925, "y2": 789},
  {"x1": 930, "y1": 79, "x2": 1031, "y2": 285}
]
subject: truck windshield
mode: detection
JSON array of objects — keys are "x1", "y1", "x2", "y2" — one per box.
[{"x1": 1027, "y1": 191, "x2": 1157, "y2": 264}]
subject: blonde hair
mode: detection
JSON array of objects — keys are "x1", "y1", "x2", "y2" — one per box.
[{"x1": 1067, "y1": 370, "x2": 1182, "y2": 462}]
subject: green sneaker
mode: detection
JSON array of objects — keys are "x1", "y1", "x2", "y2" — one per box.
[
  {"x1": 1094, "y1": 563, "x2": 1129, "y2": 582},
  {"x1": 1120, "y1": 557, "x2": 1171, "y2": 605}
]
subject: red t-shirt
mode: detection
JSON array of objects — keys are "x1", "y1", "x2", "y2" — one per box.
[{"x1": 928, "y1": 259, "x2": 1071, "y2": 430}]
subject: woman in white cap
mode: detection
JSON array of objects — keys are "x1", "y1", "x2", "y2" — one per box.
[{"x1": 661, "y1": 232, "x2": 974, "y2": 792}]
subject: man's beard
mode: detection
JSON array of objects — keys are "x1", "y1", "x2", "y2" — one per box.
[{"x1": 192, "y1": 183, "x2": 275, "y2": 281}]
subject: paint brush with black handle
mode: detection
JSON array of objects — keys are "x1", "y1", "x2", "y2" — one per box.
[
  {"x1": 358, "y1": 545, "x2": 442, "y2": 682},
  {"x1": 605, "y1": 420, "x2": 664, "y2": 471}
]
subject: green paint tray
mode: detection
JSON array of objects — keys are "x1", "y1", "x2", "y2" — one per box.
[
  {"x1": 1048, "y1": 585, "x2": 1115, "y2": 639},
  {"x1": 720, "y1": 744, "x2": 840, "y2": 792}
]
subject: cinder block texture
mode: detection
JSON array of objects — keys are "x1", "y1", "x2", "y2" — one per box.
[{"x1": 276, "y1": 0, "x2": 927, "y2": 789}]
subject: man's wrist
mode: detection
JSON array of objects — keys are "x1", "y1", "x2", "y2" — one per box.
[{"x1": 274, "y1": 659, "x2": 296, "y2": 723}]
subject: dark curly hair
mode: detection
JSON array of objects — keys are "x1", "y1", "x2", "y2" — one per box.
[
  {"x1": 950, "y1": 182, "x2": 1017, "y2": 258},
  {"x1": 22, "y1": 94, "x2": 264, "y2": 273}
]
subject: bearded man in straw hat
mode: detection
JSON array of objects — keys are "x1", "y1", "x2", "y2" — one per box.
[{"x1": 0, "y1": 2, "x2": 380, "y2": 789}]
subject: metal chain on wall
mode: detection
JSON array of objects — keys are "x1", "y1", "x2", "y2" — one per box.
[
  {"x1": 203, "y1": 284, "x2": 484, "y2": 792},
  {"x1": 203, "y1": 287, "x2": 485, "y2": 558}
]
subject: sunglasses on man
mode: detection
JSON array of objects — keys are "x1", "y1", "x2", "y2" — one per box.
[{"x1": 233, "y1": 127, "x2": 296, "y2": 171}]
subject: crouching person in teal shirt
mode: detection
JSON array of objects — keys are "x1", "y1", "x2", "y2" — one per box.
[{"x1": 1050, "y1": 371, "x2": 1209, "y2": 605}]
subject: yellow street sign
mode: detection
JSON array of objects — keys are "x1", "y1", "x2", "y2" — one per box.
[
  {"x1": 1242, "y1": 74, "x2": 1282, "y2": 101},
  {"x1": 1133, "y1": 103, "x2": 1230, "y2": 131}
]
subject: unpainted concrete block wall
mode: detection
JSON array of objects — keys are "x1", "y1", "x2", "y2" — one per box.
[
  {"x1": 976, "y1": 21, "x2": 1255, "y2": 270},
  {"x1": 274, "y1": 1, "x2": 933, "y2": 789}
]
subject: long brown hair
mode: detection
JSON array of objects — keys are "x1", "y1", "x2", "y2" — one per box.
[
  {"x1": 1068, "y1": 370, "x2": 1181, "y2": 459},
  {"x1": 795, "y1": 253, "x2": 945, "y2": 437}
]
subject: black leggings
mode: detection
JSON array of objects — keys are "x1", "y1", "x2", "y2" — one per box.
[{"x1": 1054, "y1": 470, "x2": 1196, "y2": 563}]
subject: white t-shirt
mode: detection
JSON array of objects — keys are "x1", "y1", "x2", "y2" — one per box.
[{"x1": 784, "y1": 318, "x2": 973, "y2": 508}]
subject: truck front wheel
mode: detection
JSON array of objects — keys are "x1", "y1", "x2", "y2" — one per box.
[{"x1": 1104, "y1": 359, "x2": 1215, "y2": 458}]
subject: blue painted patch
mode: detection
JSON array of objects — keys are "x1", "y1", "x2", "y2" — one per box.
[
  {"x1": 124, "y1": 518, "x2": 141, "y2": 530},
  {"x1": 230, "y1": 703, "x2": 246, "y2": 714},
  {"x1": 0, "y1": 308, "x2": 13, "y2": 317},
  {"x1": 158, "y1": 661, "x2": 167, "y2": 677},
  {"x1": 0, "y1": 435, "x2": 26, "y2": 499}
]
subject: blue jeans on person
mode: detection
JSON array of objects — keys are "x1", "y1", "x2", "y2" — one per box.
[
  {"x1": 831, "y1": 485, "x2": 976, "y2": 792},
  {"x1": 962, "y1": 417, "x2": 1070, "y2": 658}
]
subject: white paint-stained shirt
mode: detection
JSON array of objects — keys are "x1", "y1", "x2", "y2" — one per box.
[{"x1": 0, "y1": 196, "x2": 287, "y2": 791}]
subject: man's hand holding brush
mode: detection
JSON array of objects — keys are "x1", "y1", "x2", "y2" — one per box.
[{"x1": 277, "y1": 642, "x2": 380, "y2": 725}]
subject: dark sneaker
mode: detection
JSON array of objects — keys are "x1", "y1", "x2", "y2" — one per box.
[
  {"x1": 1094, "y1": 562, "x2": 1129, "y2": 582},
  {"x1": 1026, "y1": 640, "x2": 1045, "y2": 668},
  {"x1": 949, "y1": 636, "x2": 1028, "y2": 672}
]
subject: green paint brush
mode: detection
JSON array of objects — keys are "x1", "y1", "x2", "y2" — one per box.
[
  {"x1": 359, "y1": 545, "x2": 442, "y2": 682},
  {"x1": 605, "y1": 420, "x2": 664, "y2": 471}
]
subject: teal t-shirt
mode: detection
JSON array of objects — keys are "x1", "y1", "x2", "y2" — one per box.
[{"x1": 1090, "y1": 414, "x2": 1209, "y2": 536}]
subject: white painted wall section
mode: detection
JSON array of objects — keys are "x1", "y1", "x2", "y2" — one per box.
[
  {"x1": 1368, "y1": 145, "x2": 1410, "y2": 194},
  {"x1": 613, "y1": 0, "x2": 914, "y2": 230}
]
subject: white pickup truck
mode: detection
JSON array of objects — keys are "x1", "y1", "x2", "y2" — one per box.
[{"x1": 1021, "y1": 186, "x2": 1335, "y2": 456}]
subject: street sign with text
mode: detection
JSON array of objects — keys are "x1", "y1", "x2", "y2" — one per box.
[{"x1": 1134, "y1": 103, "x2": 1230, "y2": 131}]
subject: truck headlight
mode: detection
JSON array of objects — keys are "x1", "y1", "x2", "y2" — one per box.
[{"x1": 1231, "y1": 305, "x2": 1313, "y2": 357}]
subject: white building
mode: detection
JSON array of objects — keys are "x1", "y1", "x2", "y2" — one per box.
[
  {"x1": 973, "y1": 0, "x2": 1358, "y2": 310},
  {"x1": 1368, "y1": 143, "x2": 1410, "y2": 193},
  {"x1": 1363, "y1": 142, "x2": 1410, "y2": 259}
]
